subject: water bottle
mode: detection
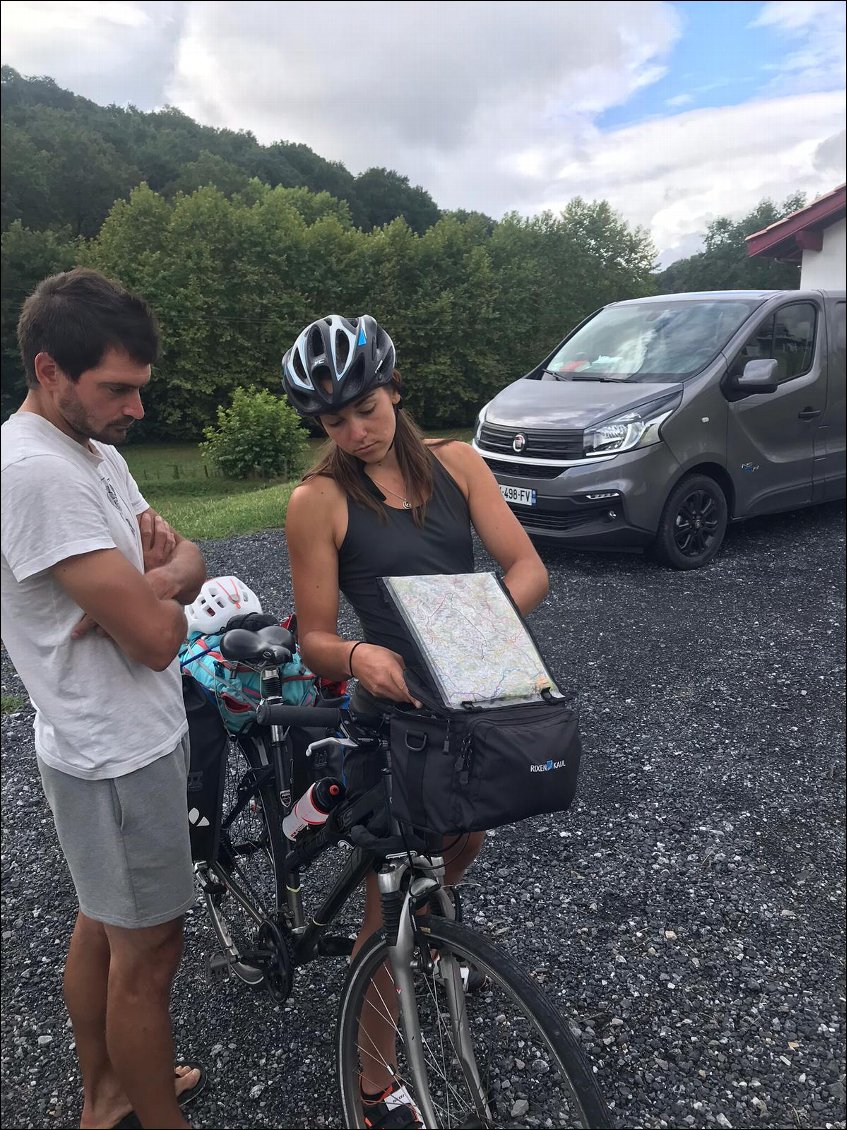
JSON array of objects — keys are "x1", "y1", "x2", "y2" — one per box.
[{"x1": 282, "y1": 777, "x2": 346, "y2": 841}]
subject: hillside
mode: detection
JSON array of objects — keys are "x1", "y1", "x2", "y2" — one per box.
[{"x1": 0, "y1": 65, "x2": 442, "y2": 238}]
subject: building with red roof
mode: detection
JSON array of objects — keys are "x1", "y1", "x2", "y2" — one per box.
[{"x1": 746, "y1": 184, "x2": 846, "y2": 289}]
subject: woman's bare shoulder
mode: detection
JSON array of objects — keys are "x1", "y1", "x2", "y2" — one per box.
[{"x1": 287, "y1": 473, "x2": 346, "y2": 526}]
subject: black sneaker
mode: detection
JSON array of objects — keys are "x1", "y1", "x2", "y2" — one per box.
[{"x1": 361, "y1": 1081, "x2": 423, "y2": 1129}]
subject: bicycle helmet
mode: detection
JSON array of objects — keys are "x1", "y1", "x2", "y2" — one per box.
[
  {"x1": 281, "y1": 314, "x2": 396, "y2": 417},
  {"x1": 185, "y1": 576, "x2": 263, "y2": 635}
]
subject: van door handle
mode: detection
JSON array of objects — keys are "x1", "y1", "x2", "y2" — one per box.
[{"x1": 798, "y1": 407, "x2": 822, "y2": 420}]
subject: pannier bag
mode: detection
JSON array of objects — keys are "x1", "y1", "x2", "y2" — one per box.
[
  {"x1": 183, "y1": 673, "x2": 229, "y2": 862},
  {"x1": 178, "y1": 616, "x2": 318, "y2": 735},
  {"x1": 380, "y1": 572, "x2": 583, "y2": 835}
]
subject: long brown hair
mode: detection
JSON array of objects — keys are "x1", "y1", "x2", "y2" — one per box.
[{"x1": 301, "y1": 375, "x2": 449, "y2": 526}]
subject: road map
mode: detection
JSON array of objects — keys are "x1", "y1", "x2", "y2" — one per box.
[{"x1": 382, "y1": 572, "x2": 561, "y2": 709}]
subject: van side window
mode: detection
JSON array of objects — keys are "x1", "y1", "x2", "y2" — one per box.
[{"x1": 728, "y1": 303, "x2": 818, "y2": 384}]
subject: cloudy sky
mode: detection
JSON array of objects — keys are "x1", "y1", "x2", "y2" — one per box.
[{"x1": 1, "y1": 0, "x2": 844, "y2": 264}]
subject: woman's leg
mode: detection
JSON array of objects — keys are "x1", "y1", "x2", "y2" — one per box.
[{"x1": 353, "y1": 830, "x2": 487, "y2": 1093}]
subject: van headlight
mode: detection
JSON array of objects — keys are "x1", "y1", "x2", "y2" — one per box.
[
  {"x1": 583, "y1": 392, "x2": 681, "y2": 458},
  {"x1": 474, "y1": 404, "x2": 489, "y2": 442}
]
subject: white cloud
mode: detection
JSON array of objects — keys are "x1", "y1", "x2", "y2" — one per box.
[
  {"x1": 750, "y1": 0, "x2": 846, "y2": 95},
  {"x1": 531, "y1": 92, "x2": 846, "y2": 258},
  {"x1": 166, "y1": 1, "x2": 681, "y2": 154},
  {"x1": 1, "y1": 0, "x2": 844, "y2": 263},
  {"x1": 0, "y1": 0, "x2": 183, "y2": 106}
]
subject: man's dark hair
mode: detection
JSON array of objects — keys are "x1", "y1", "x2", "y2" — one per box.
[{"x1": 17, "y1": 267, "x2": 161, "y2": 389}]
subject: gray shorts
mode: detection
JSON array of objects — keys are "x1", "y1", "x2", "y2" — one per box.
[{"x1": 37, "y1": 735, "x2": 195, "y2": 929}]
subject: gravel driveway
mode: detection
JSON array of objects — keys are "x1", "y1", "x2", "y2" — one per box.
[{"x1": 2, "y1": 502, "x2": 845, "y2": 1130}]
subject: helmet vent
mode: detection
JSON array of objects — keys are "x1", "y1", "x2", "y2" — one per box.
[
  {"x1": 309, "y1": 325, "x2": 325, "y2": 359},
  {"x1": 292, "y1": 350, "x2": 308, "y2": 384},
  {"x1": 346, "y1": 354, "x2": 365, "y2": 388},
  {"x1": 335, "y1": 328, "x2": 350, "y2": 370}
]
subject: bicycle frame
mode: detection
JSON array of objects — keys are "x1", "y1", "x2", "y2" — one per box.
[{"x1": 202, "y1": 657, "x2": 492, "y2": 1127}]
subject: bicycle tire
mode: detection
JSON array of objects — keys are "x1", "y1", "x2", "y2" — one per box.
[
  {"x1": 208, "y1": 733, "x2": 289, "y2": 994},
  {"x1": 336, "y1": 915, "x2": 613, "y2": 1129}
]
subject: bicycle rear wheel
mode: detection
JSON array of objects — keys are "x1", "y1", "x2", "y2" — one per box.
[
  {"x1": 207, "y1": 733, "x2": 290, "y2": 996},
  {"x1": 336, "y1": 915, "x2": 613, "y2": 1129}
]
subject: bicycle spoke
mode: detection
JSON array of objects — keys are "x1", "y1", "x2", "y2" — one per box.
[{"x1": 339, "y1": 918, "x2": 612, "y2": 1129}]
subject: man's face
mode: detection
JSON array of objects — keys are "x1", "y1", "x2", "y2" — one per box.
[{"x1": 54, "y1": 347, "x2": 150, "y2": 444}]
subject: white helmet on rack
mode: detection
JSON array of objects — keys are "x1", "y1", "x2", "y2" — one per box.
[{"x1": 185, "y1": 576, "x2": 263, "y2": 635}]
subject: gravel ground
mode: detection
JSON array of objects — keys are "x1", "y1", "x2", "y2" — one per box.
[{"x1": 2, "y1": 501, "x2": 845, "y2": 1130}]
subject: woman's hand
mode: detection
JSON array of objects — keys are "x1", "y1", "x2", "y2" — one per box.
[{"x1": 350, "y1": 642, "x2": 422, "y2": 707}]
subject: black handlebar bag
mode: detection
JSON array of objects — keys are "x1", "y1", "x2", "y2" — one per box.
[{"x1": 379, "y1": 573, "x2": 583, "y2": 836}]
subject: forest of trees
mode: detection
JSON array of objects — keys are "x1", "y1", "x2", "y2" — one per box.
[{"x1": 0, "y1": 66, "x2": 803, "y2": 438}]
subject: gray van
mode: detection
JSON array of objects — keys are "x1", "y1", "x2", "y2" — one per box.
[{"x1": 473, "y1": 290, "x2": 846, "y2": 568}]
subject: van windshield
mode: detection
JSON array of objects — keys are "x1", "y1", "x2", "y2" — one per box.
[{"x1": 546, "y1": 299, "x2": 761, "y2": 382}]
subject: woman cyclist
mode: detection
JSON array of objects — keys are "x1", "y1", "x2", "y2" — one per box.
[{"x1": 282, "y1": 313, "x2": 548, "y2": 1128}]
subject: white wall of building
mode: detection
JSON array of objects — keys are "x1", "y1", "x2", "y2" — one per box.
[{"x1": 800, "y1": 218, "x2": 846, "y2": 289}]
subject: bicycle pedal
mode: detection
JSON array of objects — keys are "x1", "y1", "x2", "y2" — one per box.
[
  {"x1": 206, "y1": 953, "x2": 232, "y2": 982},
  {"x1": 318, "y1": 934, "x2": 356, "y2": 958}
]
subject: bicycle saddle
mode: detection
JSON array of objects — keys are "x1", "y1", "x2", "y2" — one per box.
[{"x1": 219, "y1": 625, "x2": 294, "y2": 667}]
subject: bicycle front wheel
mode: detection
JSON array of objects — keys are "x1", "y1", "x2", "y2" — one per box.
[{"x1": 336, "y1": 915, "x2": 612, "y2": 1129}]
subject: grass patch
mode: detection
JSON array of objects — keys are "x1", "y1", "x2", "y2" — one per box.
[
  {"x1": 142, "y1": 481, "x2": 295, "y2": 541},
  {"x1": 124, "y1": 443, "x2": 212, "y2": 483},
  {"x1": 123, "y1": 427, "x2": 475, "y2": 540},
  {"x1": 123, "y1": 442, "x2": 296, "y2": 539},
  {"x1": 1, "y1": 694, "x2": 27, "y2": 715}
]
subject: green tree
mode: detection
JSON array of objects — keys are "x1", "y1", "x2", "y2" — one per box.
[
  {"x1": 201, "y1": 386, "x2": 309, "y2": 479},
  {"x1": 488, "y1": 200, "x2": 656, "y2": 380},
  {"x1": 1, "y1": 67, "x2": 447, "y2": 239},
  {"x1": 1, "y1": 222, "x2": 80, "y2": 419},
  {"x1": 354, "y1": 168, "x2": 441, "y2": 234},
  {"x1": 1, "y1": 123, "x2": 54, "y2": 230},
  {"x1": 165, "y1": 151, "x2": 252, "y2": 198},
  {"x1": 656, "y1": 195, "x2": 805, "y2": 292}
]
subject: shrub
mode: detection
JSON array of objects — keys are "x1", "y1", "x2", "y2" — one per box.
[{"x1": 201, "y1": 386, "x2": 309, "y2": 480}]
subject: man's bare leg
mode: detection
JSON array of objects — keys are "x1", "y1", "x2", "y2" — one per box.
[
  {"x1": 102, "y1": 917, "x2": 190, "y2": 1130},
  {"x1": 65, "y1": 912, "x2": 200, "y2": 1128}
]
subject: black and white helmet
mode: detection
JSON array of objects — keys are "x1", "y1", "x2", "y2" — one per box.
[{"x1": 281, "y1": 314, "x2": 396, "y2": 417}]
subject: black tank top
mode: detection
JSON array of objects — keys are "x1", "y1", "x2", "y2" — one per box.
[{"x1": 338, "y1": 458, "x2": 475, "y2": 667}]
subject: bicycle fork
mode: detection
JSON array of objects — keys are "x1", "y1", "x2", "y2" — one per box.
[{"x1": 379, "y1": 857, "x2": 491, "y2": 1129}]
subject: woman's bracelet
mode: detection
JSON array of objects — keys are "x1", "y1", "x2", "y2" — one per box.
[{"x1": 347, "y1": 640, "x2": 364, "y2": 678}]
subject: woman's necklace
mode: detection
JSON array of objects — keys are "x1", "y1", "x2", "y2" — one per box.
[{"x1": 368, "y1": 475, "x2": 412, "y2": 509}]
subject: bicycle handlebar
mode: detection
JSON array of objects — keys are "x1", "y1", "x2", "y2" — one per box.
[{"x1": 255, "y1": 702, "x2": 344, "y2": 728}]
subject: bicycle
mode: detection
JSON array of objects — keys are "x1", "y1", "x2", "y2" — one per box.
[{"x1": 192, "y1": 623, "x2": 614, "y2": 1129}]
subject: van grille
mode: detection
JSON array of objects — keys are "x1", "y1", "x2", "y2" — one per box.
[
  {"x1": 478, "y1": 423, "x2": 584, "y2": 460},
  {"x1": 482, "y1": 457, "x2": 564, "y2": 480}
]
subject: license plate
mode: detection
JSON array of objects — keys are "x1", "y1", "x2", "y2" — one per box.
[{"x1": 499, "y1": 484, "x2": 537, "y2": 506}]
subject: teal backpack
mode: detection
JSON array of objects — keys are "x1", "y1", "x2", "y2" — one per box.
[{"x1": 179, "y1": 623, "x2": 318, "y2": 735}]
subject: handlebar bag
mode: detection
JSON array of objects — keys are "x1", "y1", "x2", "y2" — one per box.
[
  {"x1": 389, "y1": 678, "x2": 581, "y2": 835},
  {"x1": 377, "y1": 571, "x2": 583, "y2": 835}
]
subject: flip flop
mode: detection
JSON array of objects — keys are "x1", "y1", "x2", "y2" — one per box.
[
  {"x1": 109, "y1": 1061, "x2": 207, "y2": 1128},
  {"x1": 174, "y1": 1061, "x2": 207, "y2": 1108}
]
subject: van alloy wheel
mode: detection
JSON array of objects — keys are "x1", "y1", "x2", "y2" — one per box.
[
  {"x1": 652, "y1": 473, "x2": 728, "y2": 570},
  {"x1": 673, "y1": 489, "x2": 721, "y2": 557}
]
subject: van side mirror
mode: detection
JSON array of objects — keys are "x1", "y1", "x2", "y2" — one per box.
[{"x1": 736, "y1": 358, "x2": 779, "y2": 394}]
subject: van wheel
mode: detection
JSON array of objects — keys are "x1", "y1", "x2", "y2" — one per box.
[{"x1": 652, "y1": 474, "x2": 728, "y2": 570}]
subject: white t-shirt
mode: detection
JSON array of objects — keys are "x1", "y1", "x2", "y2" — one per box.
[{"x1": 1, "y1": 412, "x2": 187, "y2": 779}]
